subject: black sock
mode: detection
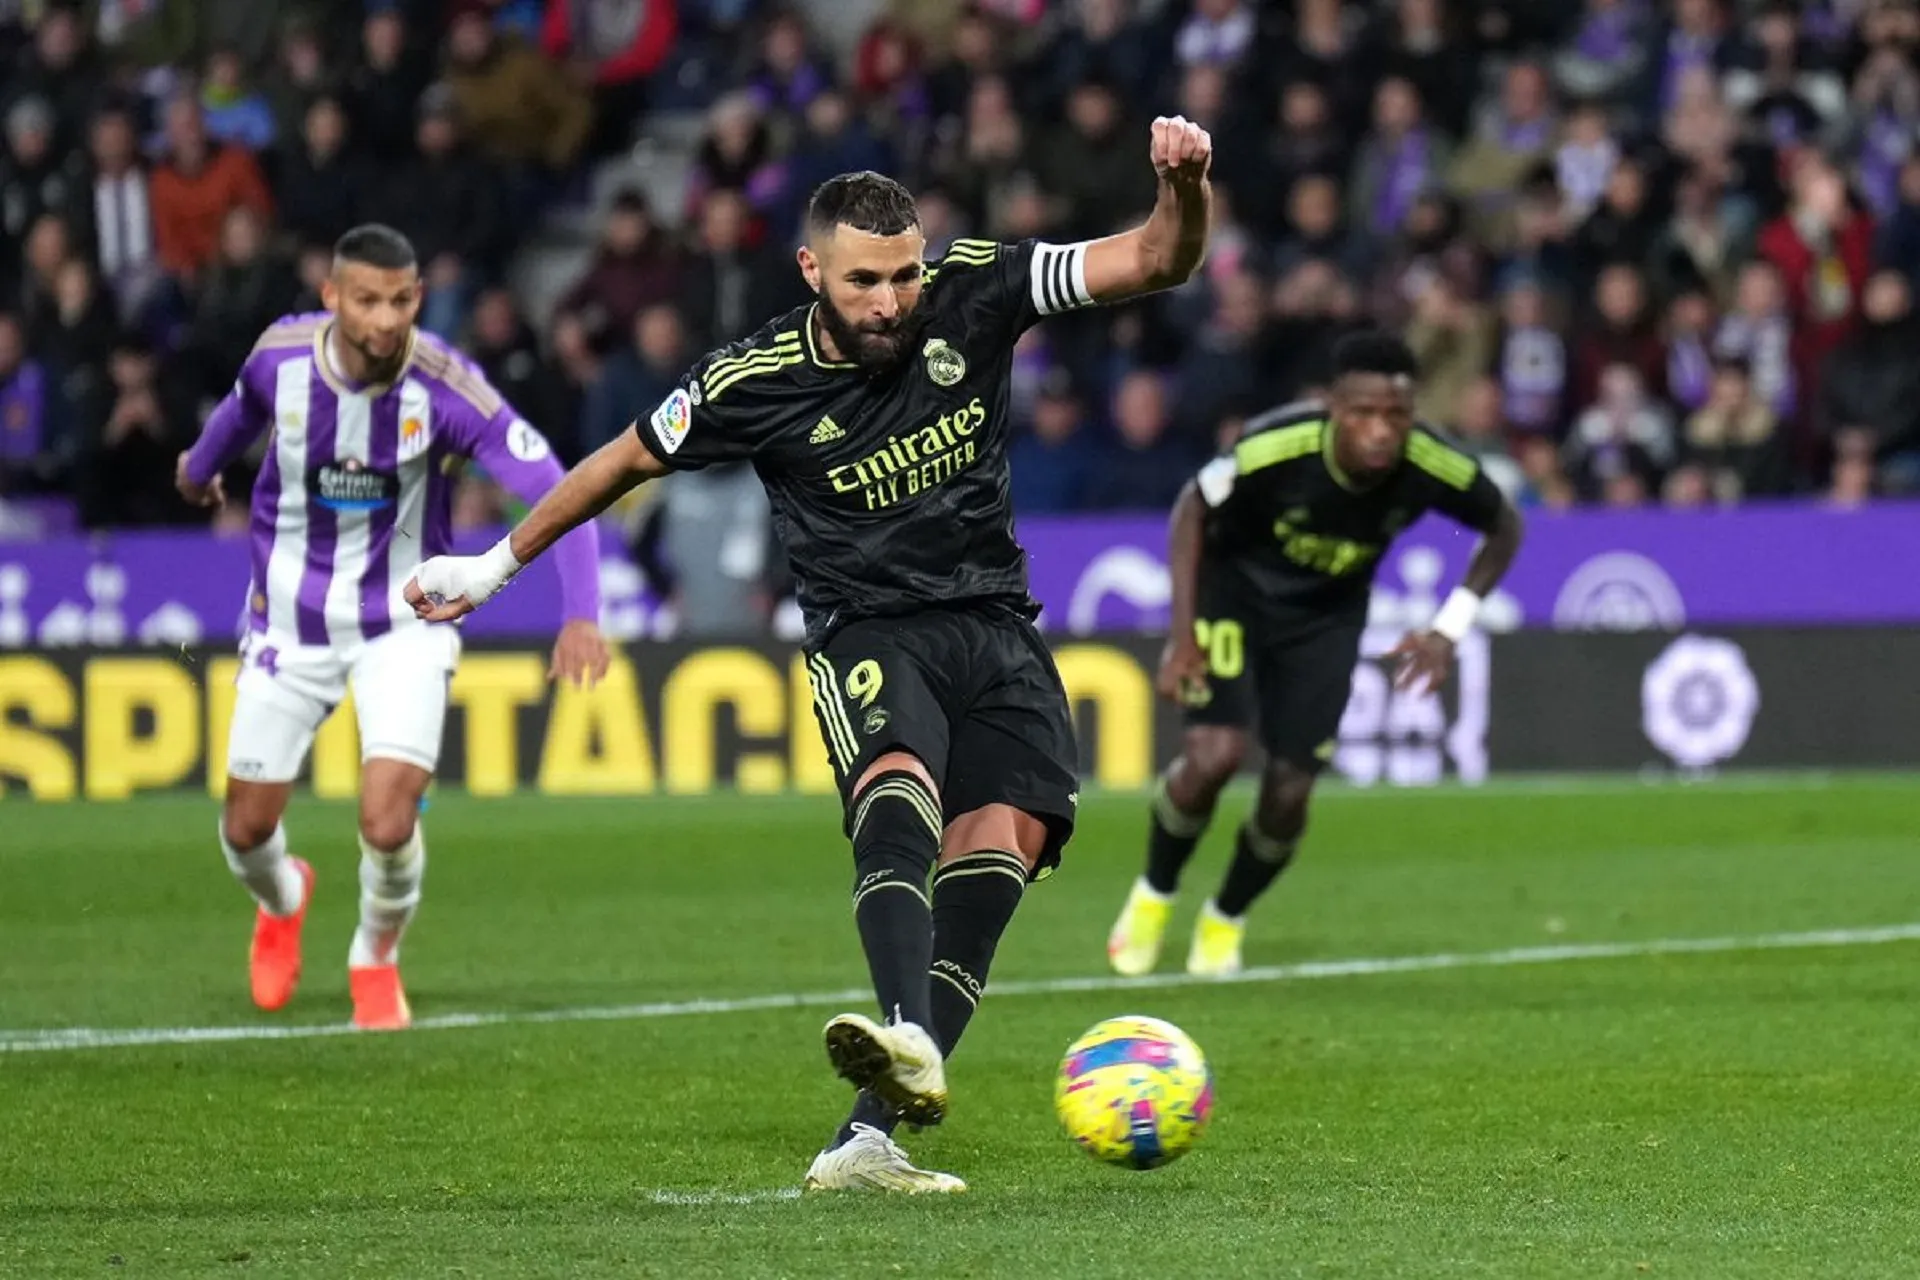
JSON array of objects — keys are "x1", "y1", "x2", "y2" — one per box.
[
  {"x1": 1213, "y1": 823, "x2": 1298, "y2": 919},
  {"x1": 832, "y1": 849, "x2": 1028, "y2": 1149},
  {"x1": 1144, "y1": 772, "x2": 1214, "y2": 895},
  {"x1": 834, "y1": 1089, "x2": 899, "y2": 1147},
  {"x1": 927, "y1": 849, "x2": 1028, "y2": 1056},
  {"x1": 848, "y1": 771, "x2": 941, "y2": 1031}
]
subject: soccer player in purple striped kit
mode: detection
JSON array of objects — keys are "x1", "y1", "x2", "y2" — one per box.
[{"x1": 176, "y1": 225, "x2": 610, "y2": 1030}]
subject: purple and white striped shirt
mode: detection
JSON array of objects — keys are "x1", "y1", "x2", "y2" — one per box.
[{"x1": 183, "y1": 313, "x2": 599, "y2": 649}]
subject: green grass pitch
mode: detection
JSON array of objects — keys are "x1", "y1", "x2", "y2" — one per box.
[{"x1": 4, "y1": 776, "x2": 1919, "y2": 1278}]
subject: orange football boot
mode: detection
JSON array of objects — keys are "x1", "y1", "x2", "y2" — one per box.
[
  {"x1": 250, "y1": 858, "x2": 314, "y2": 1011},
  {"x1": 349, "y1": 964, "x2": 412, "y2": 1030}
]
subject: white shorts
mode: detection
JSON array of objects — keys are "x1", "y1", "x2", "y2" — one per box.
[{"x1": 226, "y1": 624, "x2": 463, "y2": 783}]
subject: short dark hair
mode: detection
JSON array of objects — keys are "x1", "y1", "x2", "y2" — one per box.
[
  {"x1": 334, "y1": 223, "x2": 417, "y2": 271},
  {"x1": 1332, "y1": 330, "x2": 1419, "y2": 381},
  {"x1": 609, "y1": 187, "x2": 650, "y2": 217},
  {"x1": 112, "y1": 332, "x2": 156, "y2": 361},
  {"x1": 807, "y1": 171, "x2": 918, "y2": 238}
]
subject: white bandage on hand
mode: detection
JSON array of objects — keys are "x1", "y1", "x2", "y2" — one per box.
[
  {"x1": 1430, "y1": 587, "x2": 1481, "y2": 644},
  {"x1": 414, "y1": 535, "x2": 523, "y2": 609}
]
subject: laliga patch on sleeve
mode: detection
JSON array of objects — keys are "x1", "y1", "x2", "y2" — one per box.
[
  {"x1": 506, "y1": 418, "x2": 551, "y2": 462},
  {"x1": 1196, "y1": 455, "x2": 1237, "y2": 506},
  {"x1": 651, "y1": 387, "x2": 694, "y2": 455}
]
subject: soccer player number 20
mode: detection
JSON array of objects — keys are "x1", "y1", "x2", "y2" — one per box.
[{"x1": 1193, "y1": 619, "x2": 1245, "y2": 680}]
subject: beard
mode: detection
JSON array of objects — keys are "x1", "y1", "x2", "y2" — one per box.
[
  {"x1": 341, "y1": 326, "x2": 408, "y2": 383},
  {"x1": 815, "y1": 291, "x2": 924, "y2": 373}
]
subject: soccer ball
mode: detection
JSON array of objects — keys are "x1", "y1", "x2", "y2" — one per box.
[{"x1": 1054, "y1": 1015, "x2": 1213, "y2": 1169}]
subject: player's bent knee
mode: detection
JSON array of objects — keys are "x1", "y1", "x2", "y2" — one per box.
[
  {"x1": 853, "y1": 750, "x2": 939, "y2": 805},
  {"x1": 358, "y1": 789, "x2": 422, "y2": 853},
  {"x1": 1255, "y1": 760, "x2": 1316, "y2": 839},
  {"x1": 358, "y1": 809, "x2": 419, "y2": 854},
  {"x1": 1181, "y1": 727, "x2": 1249, "y2": 789},
  {"x1": 359, "y1": 758, "x2": 431, "y2": 852},
  {"x1": 942, "y1": 804, "x2": 1048, "y2": 871},
  {"x1": 222, "y1": 781, "x2": 290, "y2": 850}
]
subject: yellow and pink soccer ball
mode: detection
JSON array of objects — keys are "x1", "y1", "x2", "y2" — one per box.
[{"x1": 1054, "y1": 1015, "x2": 1213, "y2": 1169}]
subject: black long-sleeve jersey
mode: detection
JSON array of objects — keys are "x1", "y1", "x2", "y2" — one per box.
[{"x1": 632, "y1": 237, "x2": 1098, "y2": 643}]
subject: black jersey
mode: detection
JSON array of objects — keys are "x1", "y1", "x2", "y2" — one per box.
[
  {"x1": 1195, "y1": 399, "x2": 1505, "y2": 622},
  {"x1": 632, "y1": 237, "x2": 1097, "y2": 643}
]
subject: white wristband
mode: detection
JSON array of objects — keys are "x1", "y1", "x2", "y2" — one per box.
[
  {"x1": 451, "y1": 534, "x2": 523, "y2": 607},
  {"x1": 482, "y1": 534, "x2": 523, "y2": 590},
  {"x1": 1431, "y1": 587, "x2": 1480, "y2": 644},
  {"x1": 414, "y1": 535, "x2": 526, "y2": 611}
]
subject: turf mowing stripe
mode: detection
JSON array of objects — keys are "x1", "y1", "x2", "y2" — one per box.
[{"x1": 5, "y1": 922, "x2": 1919, "y2": 1055}]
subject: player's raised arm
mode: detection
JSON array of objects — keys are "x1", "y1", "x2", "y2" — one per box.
[
  {"x1": 1079, "y1": 115, "x2": 1215, "y2": 305},
  {"x1": 404, "y1": 427, "x2": 668, "y2": 623},
  {"x1": 175, "y1": 363, "x2": 273, "y2": 508}
]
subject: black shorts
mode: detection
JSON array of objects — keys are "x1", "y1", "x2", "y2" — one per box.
[
  {"x1": 805, "y1": 606, "x2": 1079, "y2": 878},
  {"x1": 1181, "y1": 578, "x2": 1364, "y2": 772}
]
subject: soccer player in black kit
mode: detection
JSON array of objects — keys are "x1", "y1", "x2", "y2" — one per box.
[
  {"x1": 1107, "y1": 332, "x2": 1524, "y2": 980},
  {"x1": 404, "y1": 117, "x2": 1216, "y2": 1192}
]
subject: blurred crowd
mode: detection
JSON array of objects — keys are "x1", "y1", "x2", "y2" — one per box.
[{"x1": 7, "y1": 0, "x2": 1920, "y2": 544}]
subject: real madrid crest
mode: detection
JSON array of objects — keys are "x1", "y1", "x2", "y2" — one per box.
[{"x1": 923, "y1": 337, "x2": 966, "y2": 388}]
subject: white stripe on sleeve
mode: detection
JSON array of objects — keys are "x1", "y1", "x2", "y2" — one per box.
[{"x1": 1029, "y1": 242, "x2": 1094, "y2": 316}]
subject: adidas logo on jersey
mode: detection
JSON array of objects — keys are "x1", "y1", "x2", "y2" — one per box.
[{"x1": 809, "y1": 415, "x2": 845, "y2": 445}]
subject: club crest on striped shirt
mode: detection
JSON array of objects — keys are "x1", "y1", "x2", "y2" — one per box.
[
  {"x1": 397, "y1": 415, "x2": 430, "y2": 463},
  {"x1": 923, "y1": 337, "x2": 966, "y2": 388}
]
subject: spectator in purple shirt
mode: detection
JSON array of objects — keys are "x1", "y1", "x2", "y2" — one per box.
[
  {"x1": 745, "y1": 10, "x2": 830, "y2": 121},
  {"x1": 0, "y1": 311, "x2": 57, "y2": 494}
]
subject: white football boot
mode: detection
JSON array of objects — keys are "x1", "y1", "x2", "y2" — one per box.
[
  {"x1": 804, "y1": 1123, "x2": 967, "y2": 1194},
  {"x1": 822, "y1": 1013, "x2": 949, "y2": 1126}
]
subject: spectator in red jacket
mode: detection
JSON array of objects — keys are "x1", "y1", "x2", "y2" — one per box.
[
  {"x1": 554, "y1": 188, "x2": 682, "y2": 351},
  {"x1": 147, "y1": 95, "x2": 273, "y2": 283},
  {"x1": 1570, "y1": 261, "x2": 1667, "y2": 415},
  {"x1": 542, "y1": 0, "x2": 678, "y2": 157},
  {"x1": 1757, "y1": 153, "x2": 1874, "y2": 414}
]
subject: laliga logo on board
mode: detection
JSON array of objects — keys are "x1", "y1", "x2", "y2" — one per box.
[
  {"x1": 1552, "y1": 552, "x2": 1686, "y2": 631},
  {"x1": 1641, "y1": 634, "x2": 1760, "y2": 770}
]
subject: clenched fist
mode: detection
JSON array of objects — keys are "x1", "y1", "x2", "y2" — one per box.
[{"x1": 1150, "y1": 115, "x2": 1213, "y2": 187}]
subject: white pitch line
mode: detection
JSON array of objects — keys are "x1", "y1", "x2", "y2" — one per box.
[
  {"x1": 5, "y1": 922, "x2": 1918, "y2": 1056},
  {"x1": 646, "y1": 1188, "x2": 804, "y2": 1207}
]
